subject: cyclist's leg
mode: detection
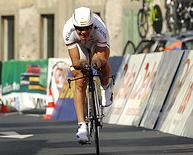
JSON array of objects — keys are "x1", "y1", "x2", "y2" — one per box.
[
  {"x1": 69, "y1": 44, "x2": 88, "y2": 124},
  {"x1": 69, "y1": 44, "x2": 90, "y2": 142},
  {"x1": 71, "y1": 70, "x2": 89, "y2": 143},
  {"x1": 71, "y1": 70, "x2": 87, "y2": 123},
  {"x1": 92, "y1": 46, "x2": 113, "y2": 107},
  {"x1": 92, "y1": 46, "x2": 110, "y2": 87}
]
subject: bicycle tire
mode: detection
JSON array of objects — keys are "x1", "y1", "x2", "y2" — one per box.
[
  {"x1": 94, "y1": 116, "x2": 100, "y2": 154},
  {"x1": 122, "y1": 40, "x2": 136, "y2": 55},
  {"x1": 187, "y1": 1, "x2": 193, "y2": 30},
  {"x1": 165, "y1": 7, "x2": 175, "y2": 32},
  {"x1": 165, "y1": 0, "x2": 178, "y2": 34},
  {"x1": 88, "y1": 82, "x2": 100, "y2": 154},
  {"x1": 137, "y1": 8, "x2": 149, "y2": 38},
  {"x1": 175, "y1": 0, "x2": 183, "y2": 33},
  {"x1": 93, "y1": 85, "x2": 101, "y2": 155},
  {"x1": 152, "y1": 5, "x2": 163, "y2": 34},
  {"x1": 86, "y1": 90, "x2": 93, "y2": 143}
]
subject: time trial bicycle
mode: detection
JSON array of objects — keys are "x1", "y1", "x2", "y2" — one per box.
[{"x1": 67, "y1": 51, "x2": 115, "y2": 155}]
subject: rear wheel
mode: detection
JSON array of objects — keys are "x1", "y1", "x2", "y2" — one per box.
[{"x1": 137, "y1": 9, "x2": 149, "y2": 38}]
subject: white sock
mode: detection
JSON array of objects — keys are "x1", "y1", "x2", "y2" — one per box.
[{"x1": 78, "y1": 122, "x2": 86, "y2": 128}]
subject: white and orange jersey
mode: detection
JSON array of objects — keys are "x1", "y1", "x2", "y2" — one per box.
[{"x1": 63, "y1": 14, "x2": 110, "y2": 50}]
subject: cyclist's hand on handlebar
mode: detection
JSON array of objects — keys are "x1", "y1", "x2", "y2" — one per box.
[
  {"x1": 72, "y1": 59, "x2": 89, "y2": 70},
  {"x1": 79, "y1": 60, "x2": 89, "y2": 74},
  {"x1": 91, "y1": 58, "x2": 107, "y2": 70},
  {"x1": 79, "y1": 59, "x2": 89, "y2": 69},
  {"x1": 91, "y1": 58, "x2": 102, "y2": 69}
]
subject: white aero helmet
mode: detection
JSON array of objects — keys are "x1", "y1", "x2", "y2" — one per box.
[{"x1": 72, "y1": 7, "x2": 94, "y2": 27}]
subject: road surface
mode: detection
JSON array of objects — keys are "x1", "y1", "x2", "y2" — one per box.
[{"x1": 0, "y1": 112, "x2": 193, "y2": 155}]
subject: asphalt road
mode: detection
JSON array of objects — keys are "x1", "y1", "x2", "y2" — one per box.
[{"x1": 0, "y1": 112, "x2": 193, "y2": 155}]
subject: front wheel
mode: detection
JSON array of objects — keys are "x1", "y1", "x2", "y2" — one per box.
[
  {"x1": 137, "y1": 9, "x2": 149, "y2": 38},
  {"x1": 88, "y1": 84, "x2": 100, "y2": 154},
  {"x1": 152, "y1": 5, "x2": 163, "y2": 34},
  {"x1": 93, "y1": 84, "x2": 101, "y2": 155},
  {"x1": 94, "y1": 119, "x2": 100, "y2": 154}
]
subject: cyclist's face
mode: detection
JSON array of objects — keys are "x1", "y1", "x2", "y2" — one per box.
[{"x1": 75, "y1": 25, "x2": 92, "y2": 40}]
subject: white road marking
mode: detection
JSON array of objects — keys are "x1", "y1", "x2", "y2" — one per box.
[{"x1": 0, "y1": 131, "x2": 33, "y2": 139}]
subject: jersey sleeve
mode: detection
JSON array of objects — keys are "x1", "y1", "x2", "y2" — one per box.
[
  {"x1": 94, "y1": 15, "x2": 110, "y2": 48},
  {"x1": 63, "y1": 19, "x2": 77, "y2": 49}
]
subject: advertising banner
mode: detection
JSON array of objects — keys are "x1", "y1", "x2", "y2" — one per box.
[
  {"x1": 46, "y1": 58, "x2": 71, "y2": 102},
  {"x1": 155, "y1": 51, "x2": 190, "y2": 130},
  {"x1": 156, "y1": 50, "x2": 190, "y2": 130},
  {"x1": 2, "y1": 59, "x2": 48, "y2": 111},
  {"x1": 159, "y1": 50, "x2": 193, "y2": 136},
  {"x1": 107, "y1": 53, "x2": 145, "y2": 124},
  {"x1": 182, "y1": 111, "x2": 193, "y2": 138},
  {"x1": 140, "y1": 51, "x2": 184, "y2": 129},
  {"x1": 118, "y1": 52, "x2": 163, "y2": 126},
  {"x1": 3, "y1": 92, "x2": 47, "y2": 112},
  {"x1": 112, "y1": 54, "x2": 131, "y2": 95},
  {"x1": 47, "y1": 58, "x2": 76, "y2": 121},
  {"x1": 2, "y1": 59, "x2": 48, "y2": 95},
  {"x1": 104, "y1": 54, "x2": 131, "y2": 123}
]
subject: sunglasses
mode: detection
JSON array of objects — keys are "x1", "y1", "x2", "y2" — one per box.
[{"x1": 74, "y1": 24, "x2": 93, "y2": 31}]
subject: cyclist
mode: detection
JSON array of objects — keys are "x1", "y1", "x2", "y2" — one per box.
[{"x1": 63, "y1": 7, "x2": 113, "y2": 143}]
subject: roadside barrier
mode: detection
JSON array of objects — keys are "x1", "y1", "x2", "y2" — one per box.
[
  {"x1": 117, "y1": 52, "x2": 163, "y2": 126},
  {"x1": 140, "y1": 51, "x2": 184, "y2": 129},
  {"x1": 104, "y1": 50, "x2": 193, "y2": 139},
  {"x1": 105, "y1": 53, "x2": 146, "y2": 124},
  {"x1": 157, "y1": 50, "x2": 193, "y2": 136}
]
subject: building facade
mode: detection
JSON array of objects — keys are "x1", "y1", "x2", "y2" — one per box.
[{"x1": 0, "y1": 0, "x2": 165, "y2": 61}]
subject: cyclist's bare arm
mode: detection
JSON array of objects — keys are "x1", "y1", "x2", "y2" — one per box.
[
  {"x1": 68, "y1": 46, "x2": 89, "y2": 71},
  {"x1": 92, "y1": 46, "x2": 110, "y2": 68},
  {"x1": 92, "y1": 46, "x2": 111, "y2": 86},
  {"x1": 68, "y1": 46, "x2": 80, "y2": 67}
]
